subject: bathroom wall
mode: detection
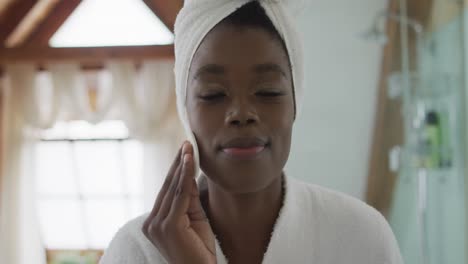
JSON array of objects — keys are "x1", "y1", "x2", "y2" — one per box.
[{"x1": 286, "y1": 0, "x2": 387, "y2": 200}]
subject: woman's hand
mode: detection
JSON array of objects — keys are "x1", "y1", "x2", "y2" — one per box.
[{"x1": 142, "y1": 142, "x2": 216, "y2": 264}]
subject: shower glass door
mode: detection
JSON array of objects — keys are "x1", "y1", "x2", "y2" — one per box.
[{"x1": 389, "y1": 1, "x2": 467, "y2": 264}]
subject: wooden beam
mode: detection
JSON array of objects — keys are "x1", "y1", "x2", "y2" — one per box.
[
  {"x1": 142, "y1": 0, "x2": 183, "y2": 32},
  {"x1": 0, "y1": 45, "x2": 174, "y2": 77},
  {"x1": 365, "y1": 0, "x2": 435, "y2": 217},
  {"x1": 21, "y1": 0, "x2": 81, "y2": 47},
  {"x1": 408, "y1": 0, "x2": 434, "y2": 27},
  {"x1": 0, "y1": 0, "x2": 37, "y2": 45},
  {"x1": 407, "y1": 0, "x2": 435, "y2": 71},
  {"x1": 0, "y1": 45, "x2": 174, "y2": 63},
  {"x1": 0, "y1": 71, "x2": 3, "y2": 208},
  {"x1": 6, "y1": 0, "x2": 60, "y2": 47},
  {"x1": 427, "y1": 0, "x2": 463, "y2": 33},
  {"x1": 0, "y1": 63, "x2": 137, "y2": 77},
  {"x1": 365, "y1": 0, "x2": 401, "y2": 217},
  {"x1": 0, "y1": 0, "x2": 15, "y2": 16}
]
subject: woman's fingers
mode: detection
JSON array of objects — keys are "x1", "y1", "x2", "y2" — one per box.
[
  {"x1": 148, "y1": 145, "x2": 183, "y2": 217},
  {"x1": 141, "y1": 141, "x2": 215, "y2": 263},
  {"x1": 142, "y1": 142, "x2": 183, "y2": 234},
  {"x1": 187, "y1": 178, "x2": 207, "y2": 222},
  {"x1": 168, "y1": 150, "x2": 196, "y2": 219},
  {"x1": 158, "y1": 141, "x2": 194, "y2": 220},
  {"x1": 157, "y1": 152, "x2": 184, "y2": 221},
  {"x1": 187, "y1": 176, "x2": 215, "y2": 256}
]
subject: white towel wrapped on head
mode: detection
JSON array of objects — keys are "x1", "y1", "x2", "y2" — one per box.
[{"x1": 173, "y1": 0, "x2": 304, "y2": 176}]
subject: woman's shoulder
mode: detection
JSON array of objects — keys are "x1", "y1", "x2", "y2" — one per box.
[
  {"x1": 288, "y1": 176, "x2": 383, "y2": 222},
  {"x1": 117, "y1": 213, "x2": 150, "y2": 237},
  {"x1": 287, "y1": 176, "x2": 403, "y2": 263},
  {"x1": 100, "y1": 214, "x2": 166, "y2": 264}
]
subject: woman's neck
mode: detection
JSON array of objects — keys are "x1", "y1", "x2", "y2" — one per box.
[{"x1": 202, "y1": 174, "x2": 284, "y2": 263}]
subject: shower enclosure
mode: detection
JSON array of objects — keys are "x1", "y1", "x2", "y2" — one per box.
[{"x1": 388, "y1": 1, "x2": 467, "y2": 264}]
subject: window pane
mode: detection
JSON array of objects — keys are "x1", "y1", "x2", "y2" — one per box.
[
  {"x1": 41, "y1": 122, "x2": 70, "y2": 139},
  {"x1": 36, "y1": 142, "x2": 77, "y2": 196},
  {"x1": 129, "y1": 198, "x2": 145, "y2": 219},
  {"x1": 75, "y1": 141, "x2": 123, "y2": 195},
  {"x1": 83, "y1": 199, "x2": 127, "y2": 249},
  {"x1": 38, "y1": 200, "x2": 86, "y2": 249},
  {"x1": 92, "y1": 120, "x2": 129, "y2": 139},
  {"x1": 123, "y1": 140, "x2": 143, "y2": 196},
  {"x1": 49, "y1": 0, "x2": 174, "y2": 47},
  {"x1": 67, "y1": 120, "x2": 129, "y2": 139},
  {"x1": 36, "y1": 120, "x2": 146, "y2": 251}
]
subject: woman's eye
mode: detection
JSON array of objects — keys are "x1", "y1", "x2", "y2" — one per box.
[
  {"x1": 256, "y1": 91, "x2": 284, "y2": 97},
  {"x1": 198, "y1": 92, "x2": 226, "y2": 101}
]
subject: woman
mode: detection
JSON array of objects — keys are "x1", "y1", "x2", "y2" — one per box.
[{"x1": 100, "y1": 1, "x2": 403, "y2": 263}]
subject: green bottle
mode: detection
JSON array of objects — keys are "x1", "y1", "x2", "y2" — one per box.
[
  {"x1": 424, "y1": 111, "x2": 441, "y2": 169},
  {"x1": 438, "y1": 110, "x2": 452, "y2": 168}
]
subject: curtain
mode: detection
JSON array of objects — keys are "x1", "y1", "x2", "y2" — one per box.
[
  {"x1": 0, "y1": 60, "x2": 184, "y2": 264},
  {"x1": 0, "y1": 64, "x2": 46, "y2": 264}
]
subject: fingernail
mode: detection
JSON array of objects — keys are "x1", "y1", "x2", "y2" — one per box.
[{"x1": 184, "y1": 154, "x2": 191, "y2": 164}]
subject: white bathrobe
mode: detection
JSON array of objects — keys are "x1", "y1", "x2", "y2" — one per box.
[{"x1": 100, "y1": 176, "x2": 403, "y2": 264}]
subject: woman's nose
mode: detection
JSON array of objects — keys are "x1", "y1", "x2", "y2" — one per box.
[{"x1": 225, "y1": 99, "x2": 259, "y2": 127}]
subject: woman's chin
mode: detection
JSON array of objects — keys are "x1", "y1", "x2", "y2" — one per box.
[{"x1": 206, "y1": 169, "x2": 280, "y2": 194}]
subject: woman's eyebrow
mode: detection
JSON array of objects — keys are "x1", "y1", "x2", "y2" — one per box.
[
  {"x1": 253, "y1": 63, "x2": 287, "y2": 77},
  {"x1": 193, "y1": 64, "x2": 226, "y2": 79}
]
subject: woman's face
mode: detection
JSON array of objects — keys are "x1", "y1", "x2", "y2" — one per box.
[{"x1": 187, "y1": 23, "x2": 294, "y2": 193}]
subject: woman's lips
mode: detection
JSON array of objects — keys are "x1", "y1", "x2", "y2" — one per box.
[
  {"x1": 220, "y1": 137, "x2": 268, "y2": 159},
  {"x1": 223, "y1": 146, "x2": 265, "y2": 155},
  {"x1": 222, "y1": 146, "x2": 265, "y2": 158}
]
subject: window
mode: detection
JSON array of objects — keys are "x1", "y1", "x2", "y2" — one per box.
[
  {"x1": 35, "y1": 120, "x2": 145, "y2": 251},
  {"x1": 49, "y1": 0, "x2": 174, "y2": 47}
]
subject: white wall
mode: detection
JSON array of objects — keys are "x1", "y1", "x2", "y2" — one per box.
[{"x1": 286, "y1": 0, "x2": 388, "y2": 200}]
